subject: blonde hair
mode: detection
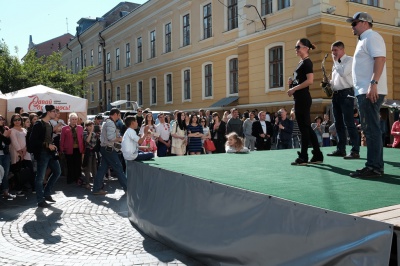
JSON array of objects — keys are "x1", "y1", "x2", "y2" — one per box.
[{"x1": 226, "y1": 132, "x2": 244, "y2": 151}]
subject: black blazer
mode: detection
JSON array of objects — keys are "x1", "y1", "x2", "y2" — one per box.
[
  {"x1": 252, "y1": 120, "x2": 273, "y2": 150},
  {"x1": 28, "y1": 120, "x2": 52, "y2": 159},
  {"x1": 209, "y1": 121, "x2": 226, "y2": 153}
]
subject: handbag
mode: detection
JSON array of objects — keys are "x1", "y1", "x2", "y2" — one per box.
[{"x1": 204, "y1": 139, "x2": 216, "y2": 152}]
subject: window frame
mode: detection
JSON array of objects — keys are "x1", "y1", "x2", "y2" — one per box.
[
  {"x1": 261, "y1": 0, "x2": 273, "y2": 16},
  {"x1": 126, "y1": 43, "x2": 131, "y2": 67},
  {"x1": 182, "y1": 68, "x2": 191, "y2": 102},
  {"x1": 126, "y1": 84, "x2": 131, "y2": 108},
  {"x1": 137, "y1": 80, "x2": 143, "y2": 106},
  {"x1": 165, "y1": 22, "x2": 172, "y2": 53},
  {"x1": 164, "y1": 73, "x2": 173, "y2": 104},
  {"x1": 202, "y1": 62, "x2": 213, "y2": 99},
  {"x1": 227, "y1": 0, "x2": 238, "y2": 31},
  {"x1": 202, "y1": 3, "x2": 212, "y2": 39},
  {"x1": 98, "y1": 45, "x2": 102, "y2": 65},
  {"x1": 98, "y1": 80, "x2": 103, "y2": 100},
  {"x1": 150, "y1": 77, "x2": 157, "y2": 105},
  {"x1": 265, "y1": 43, "x2": 285, "y2": 93},
  {"x1": 277, "y1": 0, "x2": 290, "y2": 10},
  {"x1": 116, "y1": 48, "x2": 120, "y2": 71},
  {"x1": 182, "y1": 14, "x2": 190, "y2": 47},
  {"x1": 106, "y1": 52, "x2": 111, "y2": 74},
  {"x1": 137, "y1": 37, "x2": 143, "y2": 63},
  {"x1": 226, "y1": 55, "x2": 238, "y2": 96},
  {"x1": 90, "y1": 49, "x2": 94, "y2": 66},
  {"x1": 150, "y1": 30, "x2": 156, "y2": 59},
  {"x1": 90, "y1": 83, "x2": 94, "y2": 102}
]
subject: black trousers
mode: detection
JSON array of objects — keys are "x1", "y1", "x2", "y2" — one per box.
[{"x1": 65, "y1": 148, "x2": 82, "y2": 184}]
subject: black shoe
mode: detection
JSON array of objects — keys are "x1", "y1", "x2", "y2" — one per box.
[
  {"x1": 291, "y1": 151, "x2": 308, "y2": 166},
  {"x1": 327, "y1": 150, "x2": 345, "y2": 157},
  {"x1": 310, "y1": 150, "x2": 323, "y2": 164},
  {"x1": 344, "y1": 152, "x2": 360, "y2": 160},
  {"x1": 350, "y1": 167, "x2": 382, "y2": 178},
  {"x1": 44, "y1": 196, "x2": 56, "y2": 203},
  {"x1": 37, "y1": 201, "x2": 51, "y2": 208}
]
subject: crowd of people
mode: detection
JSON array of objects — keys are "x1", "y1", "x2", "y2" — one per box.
[{"x1": 1, "y1": 11, "x2": 399, "y2": 206}]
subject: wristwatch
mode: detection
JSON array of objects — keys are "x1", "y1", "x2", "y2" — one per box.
[{"x1": 370, "y1": 80, "x2": 378, "y2": 85}]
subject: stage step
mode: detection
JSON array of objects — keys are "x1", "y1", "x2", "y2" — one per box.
[{"x1": 353, "y1": 204, "x2": 400, "y2": 230}]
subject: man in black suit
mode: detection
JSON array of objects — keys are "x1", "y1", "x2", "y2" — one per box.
[{"x1": 252, "y1": 111, "x2": 273, "y2": 150}]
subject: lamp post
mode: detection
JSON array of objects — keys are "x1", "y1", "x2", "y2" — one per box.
[{"x1": 244, "y1": 4, "x2": 266, "y2": 30}]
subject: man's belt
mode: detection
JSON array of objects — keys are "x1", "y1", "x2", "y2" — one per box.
[{"x1": 333, "y1": 87, "x2": 353, "y2": 94}]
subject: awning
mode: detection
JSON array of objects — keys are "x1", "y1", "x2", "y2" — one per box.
[{"x1": 209, "y1": 96, "x2": 238, "y2": 108}]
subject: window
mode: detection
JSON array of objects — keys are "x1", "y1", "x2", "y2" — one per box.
[
  {"x1": 107, "y1": 88, "x2": 111, "y2": 108},
  {"x1": 90, "y1": 84, "x2": 94, "y2": 102},
  {"x1": 90, "y1": 49, "x2": 94, "y2": 66},
  {"x1": 116, "y1": 86, "x2": 121, "y2": 108},
  {"x1": 350, "y1": 0, "x2": 362, "y2": 2},
  {"x1": 151, "y1": 78, "x2": 157, "y2": 105},
  {"x1": 150, "y1": 31, "x2": 156, "y2": 58},
  {"x1": 268, "y1": 46, "x2": 283, "y2": 88},
  {"x1": 98, "y1": 80, "x2": 103, "y2": 100},
  {"x1": 106, "y1": 52, "x2": 111, "y2": 74},
  {"x1": 126, "y1": 84, "x2": 131, "y2": 108},
  {"x1": 165, "y1": 23, "x2": 171, "y2": 53},
  {"x1": 203, "y1": 3, "x2": 212, "y2": 39},
  {"x1": 183, "y1": 69, "x2": 191, "y2": 100},
  {"x1": 83, "y1": 53, "x2": 87, "y2": 67},
  {"x1": 126, "y1": 43, "x2": 131, "y2": 67},
  {"x1": 137, "y1": 37, "x2": 142, "y2": 63},
  {"x1": 70, "y1": 61, "x2": 73, "y2": 72},
  {"x1": 204, "y1": 64, "x2": 213, "y2": 98},
  {"x1": 165, "y1": 73, "x2": 172, "y2": 103},
  {"x1": 116, "y1": 48, "x2": 120, "y2": 71},
  {"x1": 228, "y1": 0, "x2": 238, "y2": 30},
  {"x1": 75, "y1": 57, "x2": 79, "y2": 73},
  {"x1": 183, "y1": 14, "x2": 190, "y2": 46},
  {"x1": 278, "y1": 0, "x2": 290, "y2": 10},
  {"x1": 261, "y1": 0, "x2": 272, "y2": 16},
  {"x1": 367, "y1": 0, "x2": 379, "y2": 6},
  {"x1": 229, "y1": 58, "x2": 238, "y2": 94},
  {"x1": 137, "y1": 81, "x2": 143, "y2": 106},
  {"x1": 98, "y1": 45, "x2": 102, "y2": 65}
]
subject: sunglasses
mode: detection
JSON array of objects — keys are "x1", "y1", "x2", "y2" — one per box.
[
  {"x1": 295, "y1": 45, "x2": 307, "y2": 50},
  {"x1": 351, "y1": 21, "x2": 362, "y2": 27},
  {"x1": 13, "y1": 118, "x2": 21, "y2": 122}
]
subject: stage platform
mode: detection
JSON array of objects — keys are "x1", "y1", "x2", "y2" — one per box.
[{"x1": 127, "y1": 147, "x2": 399, "y2": 265}]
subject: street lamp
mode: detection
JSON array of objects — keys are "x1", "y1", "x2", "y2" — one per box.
[{"x1": 244, "y1": 4, "x2": 266, "y2": 30}]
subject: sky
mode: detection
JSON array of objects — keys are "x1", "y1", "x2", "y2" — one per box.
[{"x1": 0, "y1": 0, "x2": 147, "y2": 60}]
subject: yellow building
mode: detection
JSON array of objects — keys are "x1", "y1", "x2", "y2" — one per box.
[{"x1": 61, "y1": 0, "x2": 400, "y2": 117}]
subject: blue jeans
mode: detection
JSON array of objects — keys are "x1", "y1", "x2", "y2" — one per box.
[
  {"x1": 35, "y1": 151, "x2": 61, "y2": 203},
  {"x1": 0, "y1": 154, "x2": 11, "y2": 192},
  {"x1": 93, "y1": 147, "x2": 127, "y2": 192},
  {"x1": 277, "y1": 139, "x2": 292, "y2": 150},
  {"x1": 135, "y1": 151, "x2": 154, "y2": 161},
  {"x1": 332, "y1": 89, "x2": 360, "y2": 154},
  {"x1": 356, "y1": 94, "x2": 385, "y2": 171}
]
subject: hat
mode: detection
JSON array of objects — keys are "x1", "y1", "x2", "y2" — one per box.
[{"x1": 346, "y1": 12, "x2": 373, "y2": 24}]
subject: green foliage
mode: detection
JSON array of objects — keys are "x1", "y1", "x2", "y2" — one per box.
[{"x1": 0, "y1": 40, "x2": 89, "y2": 96}]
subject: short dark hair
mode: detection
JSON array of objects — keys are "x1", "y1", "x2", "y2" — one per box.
[
  {"x1": 109, "y1": 108, "x2": 120, "y2": 116},
  {"x1": 85, "y1": 120, "x2": 94, "y2": 127},
  {"x1": 332, "y1": 41, "x2": 345, "y2": 49},
  {"x1": 15, "y1": 107, "x2": 23, "y2": 114},
  {"x1": 157, "y1": 112, "x2": 164, "y2": 118},
  {"x1": 95, "y1": 114, "x2": 103, "y2": 120},
  {"x1": 124, "y1": 115, "x2": 136, "y2": 127}
]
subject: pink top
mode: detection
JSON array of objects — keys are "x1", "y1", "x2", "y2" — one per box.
[
  {"x1": 10, "y1": 127, "x2": 31, "y2": 164},
  {"x1": 140, "y1": 138, "x2": 157, "y2": 152},
  {"x1": 391, "y1": 121, "x2": 400, "y2": 148},
  {"x1": 60, "y1": 125, "x2": 84, "y2": 154}
]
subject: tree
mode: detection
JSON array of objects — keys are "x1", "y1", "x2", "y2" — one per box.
[{"x1": 0, "y1": 40, "x2": 89, "y2": 96}]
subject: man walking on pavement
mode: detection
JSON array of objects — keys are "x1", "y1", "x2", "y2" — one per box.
[
  {"x1": 346, "y1": 12, "x2": 387, "y2": 178},
  {"x1": 92, "y1": 108, "x2": 127, "y2": 195},
  {"x1": 325, "y1": 41, "x2": 360, "y2": 160},
  {"x1": 29, "y1": 105, "x2": 61, "y2": 208}
]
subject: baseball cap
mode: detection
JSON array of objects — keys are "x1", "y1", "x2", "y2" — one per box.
[{"x1": 346, "y1": 12, "x2": 373, "y2": 24}]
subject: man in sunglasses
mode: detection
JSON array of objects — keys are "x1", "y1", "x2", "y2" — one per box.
[{"x1": 346, "y1": 12, "x2": 387, "y2": 178}]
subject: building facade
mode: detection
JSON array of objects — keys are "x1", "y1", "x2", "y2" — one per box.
[{"x1": 61, "y1": 0, "x2": 400, "y2": 116}]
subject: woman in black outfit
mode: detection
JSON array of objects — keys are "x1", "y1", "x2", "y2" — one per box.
[
  {"x1": 287, "y1": 38, "x2": 323, "y2": 165},
  {"x1": 209, "y1": 112, "x2": 226, "y2": 153}
]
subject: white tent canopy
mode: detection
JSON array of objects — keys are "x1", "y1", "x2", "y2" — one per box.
[{"x1": 5, "y1": 85, "x2": 87, "y2": 113}]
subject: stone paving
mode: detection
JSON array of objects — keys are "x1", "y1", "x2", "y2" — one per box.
[{"x1": 0, "y1": 177, "x2": 204, "y2": 266}]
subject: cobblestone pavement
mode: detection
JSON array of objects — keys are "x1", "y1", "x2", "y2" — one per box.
[{"x1": 0, "y1": 177, "x2": 204, "y2": 266}]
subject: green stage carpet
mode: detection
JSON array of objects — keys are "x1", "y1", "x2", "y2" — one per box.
[{"x1": 143, "y1": 147, "x2": 400, "y2": 214}]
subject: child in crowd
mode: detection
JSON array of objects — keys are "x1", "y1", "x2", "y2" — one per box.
[
  {"x1": 121, "y1": 116, "x2": 154, "y2": 162},
  {"x1": 139, "y1": 130, "x2": 157, "y2": 153},
  {"x1": 225, "y1": 132, "x2": 249, "y2": 154},
  {"x1": 82, "y1": 120, "x2": 98, "y2": 189}
]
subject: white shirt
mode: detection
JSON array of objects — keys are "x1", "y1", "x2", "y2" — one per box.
[
  {"x1": 331, "y1": 54, "x2": 353, "y2": 90},
  {"x1": 260, "y1": 121, "x2": 267, "y2": 134},
  {"x1": 121, "y1": 127, "x2": 139, "y2": 160},
  {"x1": 155, "y1": 122, "x2": 170, "y2": 141},
  {"x1": 352, "y1": 29, "x2": 387, "y2": 96}
]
